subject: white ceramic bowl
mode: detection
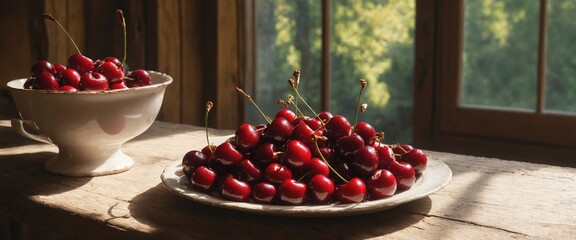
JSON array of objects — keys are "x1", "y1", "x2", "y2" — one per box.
[{"x1": 7, "y1": 71, "x2": 172, "y2": 177}]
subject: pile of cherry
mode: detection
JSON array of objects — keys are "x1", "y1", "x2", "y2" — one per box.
[
  {"x1": 24, "y1": 12, "x2": 151, "y2": 92},
  {"x1": 25, "y1": 56, "x2": 151, "y2": 92},
  {"x1": 181, "y1": 83, "x2": 428, "y2": 206}
]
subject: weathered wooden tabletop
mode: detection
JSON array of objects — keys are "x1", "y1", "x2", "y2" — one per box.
[{"x1": 1, "y1": 120, "x2": 575, "y2": 239}]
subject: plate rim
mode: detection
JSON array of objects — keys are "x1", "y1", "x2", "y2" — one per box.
[{"x1": 160, "y1": 156, "x2": 452, "y2": 217}]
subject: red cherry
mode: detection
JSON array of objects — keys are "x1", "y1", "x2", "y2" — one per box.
[
  {"x1": 263, "y1": 117, "x2": 293, "y2": 143},
  {"x1": 213, "y1": 141, "x2": 244, "y2": 168},
  {"x1": 31, "y1": 60, "x2": 55, "y2": 76},
  {"x1": 312, "y1": 147, "x2": 335, "y2": 163},
  {"x1": 350, "y1": 145, "x2": 379, "y2": 176},
  {"x1": 221, "y1": 177, "x2": 251, "y2": 202},
  {"x1": 336, "y1": 178, "x2": 367, "y2": 204},
  {"x1": 234, "y1": 123, "x2": 260, "y2": 152},
  {"x1": 275, "y1": 109, "x2": 296, "y2": 123},
  {"x1": 303, "y1": 117, "x2": 323, "y2": 131},
  {"x1": 182, "y1": 150, "x2": 208, "y2": 178},
  {"x1": 252, "y1": 182, "x2": 277, "y2": 204},
  {"x1": 191, "y1": 166, "x2": 217, "y2": 193},
  {"x1": 234, "y1": 159, "x2": 262, "y2": 183},
  {"x1": 308, "y1": 174, "x2": 335, "y2": 204},
  {"x1": 325, "y1": 115, "x2": 352, "y2": 141},
  {"x1": 264, "y1": 163, "x2": 292, "y2": 185},
  {"x1": 307, "y1": 157, "x2": 330, "y2": 177},
  {"x1": 109, "y1": 81, "x2": 129, "y2": 90},
  {"x1": 291, "y1": 123, "x2": 316, "y2": 149},
  {"x1": 35, "y1": 71, "x2": 59, "y2": 90},
  {"x1": 336, "y1": 134, "x2": 364, "y2": 159},
  {"x1": 316, "y1": 111, "x2": 333, "y2": 124},
  {"x1": 366, "y1": 169, "x2": 397, "y2": 199},
  {"x1": 374, "y1": 142, "x2": 395, "y2": 169},
  {"x1": 252, "y1": 142, "x2": 280, "y2": 166},
  {"x1": 284, "y1": 140, "x2": 312, "y2": 170},
  {"x1": 96, "y1": 61, "x2": 125, "y2": 84},
  {"x1": 387, "y1": 160, "x2": 416, "y2": 191},
  {"x1": 400, "y1": 149, "x2": 428, "y2": 175},
  {"x1": 79, "y1": 72, "x2": 109, "y2": 91},
  {"x1": 354, "y1": 122, "x2": 377, "y2": 146},
  {"x1": 278, "y1": 179, "x2": 307, "y2": 205},
  {"x1": 392, "y1": 144, "x2": 414, "y2": 155},
  {"x1": 67, "y1": 53, "x2": 94, "y2": 76},
  {"x1": 126, "y1": 69, "x2": 152, "y2": 87},
  {"x1": 58, "y1": 68, "x2": 81, "y2": 88},
  {"x1": 201, "y1": 145, "x2": 216, "y2": 159},
  {"x1": 57, "y1": 85, "x2": 78, "y2": 92},
  {"x1": 54, "y1": 63, "x2": 66, "y2": 75}
]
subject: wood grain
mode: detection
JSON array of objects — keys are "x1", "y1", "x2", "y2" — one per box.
[{"x1": 1, "y1": 120, "x2": 575, "y2": 239}]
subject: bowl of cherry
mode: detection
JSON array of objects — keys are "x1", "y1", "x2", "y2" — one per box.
[{"x1": 6, "y1": 11, "x2": 172, "y2": 177}]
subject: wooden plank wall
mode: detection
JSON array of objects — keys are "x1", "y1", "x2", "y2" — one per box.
[{"x1": 0, "y1": 0, "x2": 244, "y2": 130}]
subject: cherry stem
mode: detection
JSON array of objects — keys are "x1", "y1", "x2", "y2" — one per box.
[
  {"x1": 205, "y1": 101, "x2": 214, "y2": 154},
  {"x1": 313, "y1": 136, "x2": 347, "y2": 183},
  {"x1": 289, "y1": 78, "x2": 319, "y2": 118},
  {"x1": 292, "y1": 70, "x2": 301, "y2": 113},
  {"x1": 42, "y1": 13, "x2": 81, "y2": 55},
  {"x1": 236, "y1": 87, "x2": 272, "y2": 124},
  {"x1": 116, "y1": 9, "x2": 127, "y2": 66},
  {"x1": 353, "y1": 79, "x2": 367, "y2": 131},
  {"x1": 285, "y1": 95, "x2": 306, "y2": 117},
  {"x1": 296, "y1": 172, "x2": 309, "y2": 182}
]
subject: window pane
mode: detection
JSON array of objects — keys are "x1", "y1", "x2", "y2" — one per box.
[
  {"x1": 330, "y1": 0, "x2": 415, "y2": 143},
  {"x1": 247, "y1": 0, "x2": 322, "y2": 125},
  {"x1": 461, "y1": 1, "x2": 539, "y2": 110},
  {"x1": 546, "y1": 1, "x2": 576, "y2": 113}
]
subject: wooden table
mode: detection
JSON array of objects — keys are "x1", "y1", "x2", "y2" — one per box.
[{"x1": 1, "y1": 120, "x2": 575, "y2": 239}]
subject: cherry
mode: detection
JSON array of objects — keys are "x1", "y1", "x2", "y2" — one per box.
[
  {"x1": 308, "y1": 174, "x2": 335, "y2": 204},
  {"x1": 303, "y1": 117, "x2": 323, "y2": 131},
  {"x1": 290, "y1": 123, "x2": 316, "y2": 150},
  {"x1": 366, "y1": 169, "x2": 397, "y2": 199},
  {"x1": 191, "y1": 166, "x2": 217, "y2": 193},
  {"x1": 332, "y1": 161, "x2": 352, "y2": 183},
  {"x1": 213, "y1": 141, "x2": 243, "y2": 168},
  {"x1": 109, "y1": 81, "x2": 129, "y2": 90},
  {"x1": 67, "y1": 53, "x2": 94, "y2": 76},
  {"x1": 325, "y1": 115, "x2": 352, "y2": 141},
  {"x1": 307, "y1": 157, "x2": 330, "y2": 177},
  {"x1": 182, "y1": 150, "x2": 208, "y2": 178},
  {"x1": 54, "y1": 63, "x2": 66, "y2": 75},
  {"x1": 374, "y1": 142, "x2": 395, "y2": 169},
  {"x1": 312, "y1": 147, "x2": 335, "y2": 163},
  {"x1": 31, "y1": 60, "x2": 55, "y2": 76},
  {"x1": 263, "y1": 117, "x2": 293, "y2": 143},
  {"x1": 221, "y1": 177, "x2": 251, "y2": 202},
  {"x1": 24, "y1": 77, "x2": 37, "y2": 89},
  {"x1": 336, "y1": 134, "x2": 364, "y2": 159},
  {"x1": 316, "y1": 111, "x2": 333, "y2": 123},
  {"x1": 350, "y1": 145, "x2": 379, "y2": 176},
  {"x1": 201, "y1": 145, "x2": 216, "y2": 160},
  {"x1": 400, "y1": 149, "x2": 428, "y2": 175},
  {"x1": 354, "y1": 122, "x2": 377, "y2": 146},
  {"x1": 284, "y1": 140, "x2": 312, "y2": 170},
  {"x1": 58, "y1": 68, "x2": 81, "y2": 89},
  {"x1": 387, "y1": 160, "x2": 416, "y2": 191},
  {"x1": 79, "y1": 72, "x2": 109, "y2": 91},
  {"x1": 278, "y1": 179, "x2": 307, "y2": 205},
  {"x1": 392, "y1": 144, "x2": 414, "y2": 155},
  {"x1": 252, "y1": 182, "x2": 277, "y2": 204},
  {"x1": 336, "y1": 178, "x2": 367, "y2": 204},
  {"x1": 252, "y1": 142, "x2": 280, "y2": 166},
  {"x1": 126, "y1": 69, "x2": 152, "y2": 87},
  {"x1": 234, "y1": 123, "x2": 260, "y2": 152},
  {"x1": 96, "y1": 61, "x2": 124, "y2": 84},
  {"x1": 275, "y1": 109, "x2": 296, "y2": 123},
  {"x1": 35, "y1": 71, "x2": 59, "y2": 90},
  {"x1": 57, "y1": 85, "x2": 78, "y2": 92},
  {"x1": 264, "y1": 163, "x2": 292, "y2": 185},
  {"x1": 234, "y1": 159, "x2": 262, "y2": 183}
]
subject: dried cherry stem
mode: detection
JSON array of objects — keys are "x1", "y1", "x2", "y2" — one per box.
[
  {"x1": 116, "y1": 9, "x2": 127, "y2": 66},
  {"x1": 42, "y1": 13, "x2": 81, "y2": 54},
  {"x1": 292, "y1": 70, "x2": 301, "y2": 112},
  {"x1": 205, "y1": 101, "x2": 215, "y2": 154},
  {"x1": 236, "y1": 87, "x2": 272, "y2": 124},
  {"x1": 313, "y1": 135, "x2": 348, "y2": 183},
  {"x1": 353, "y1": 79, "x2": 367, "y2": 130},
  {"x1": 289, "y1": 78, "x2": 318, "y2": 118}
]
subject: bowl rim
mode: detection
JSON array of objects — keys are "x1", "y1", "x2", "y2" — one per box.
[{"x1": 6, "y1": 70, "x2": 172, "y2": 95}]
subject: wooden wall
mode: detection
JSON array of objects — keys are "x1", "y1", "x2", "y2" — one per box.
[{"x1": 0, "y1": 0, "x2": 245, "y2": 130}]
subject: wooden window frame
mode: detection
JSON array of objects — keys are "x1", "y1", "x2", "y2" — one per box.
[{"x1": 413, "y1": 0, "x2": 576, "y2": 166}]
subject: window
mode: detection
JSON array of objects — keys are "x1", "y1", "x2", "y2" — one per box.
[
  {"x1": 414, "y1": 0, "x2": 576, "y2": 165},
  {"x1": 246, "y1": 0, "x2": 416, "y2": 144}
]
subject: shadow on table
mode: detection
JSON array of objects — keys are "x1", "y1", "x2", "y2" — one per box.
[
  {"x1": 128, "y1": 183, "x2": 431, "y2": 239},
  {"x1": 0, "y1": 152, "x2": 92, "y2": 195}
]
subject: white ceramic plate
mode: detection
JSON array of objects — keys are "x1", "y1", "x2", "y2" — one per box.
[{"x1": 161, "y1": 155, "x2": 452, "y2": 217}]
